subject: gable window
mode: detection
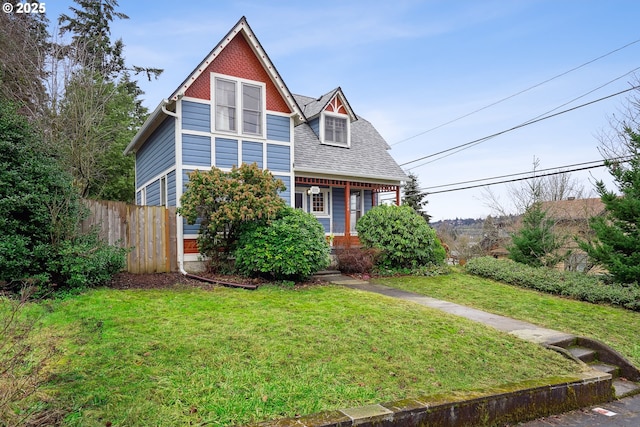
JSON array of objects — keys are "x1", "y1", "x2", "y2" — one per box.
[
  {"x1": 213, "y1": 74, "x2": 265, "y2": 137},
  {"x1": 325, "y1": 116, "x2": 347, "y2": 144},
  {"x1": 242, "y1": 83, "x2": 262, "y2": 135},
  {"x1": 215, "y1": 78, "x2": 236, "y2": 132}
]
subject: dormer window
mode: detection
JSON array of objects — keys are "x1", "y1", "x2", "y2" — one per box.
[
  {"x1": 213, "y1": 74, "x2": 265, "y2": 137},
  {"x1": 325, "y1": 116, "x2": 347, "y2": 144}
]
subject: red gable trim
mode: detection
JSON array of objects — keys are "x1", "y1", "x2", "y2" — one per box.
[{"x1": 185, "y1": 33, "x2": 291, "y2": 114}]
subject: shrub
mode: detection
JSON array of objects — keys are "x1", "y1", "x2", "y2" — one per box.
[
  {"x1": 0, "y1": 100, "x2": 126, "y2": 294},
  {"x1": 356, "y1": 205, "x2": 446, "y2": 269},
  {"x1": 466, "y1": 257, "x2": 640, "y2": 311},
  {"x1": 234, "y1": 207, "x2": 330, "y2": 281},
  {"x1": 335, "y1": 246, "x2": 379, "y2": 274}
]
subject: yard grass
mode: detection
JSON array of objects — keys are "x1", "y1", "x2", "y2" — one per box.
[
  {"x1": 14, "y1": 283, "x2": 582, "y2": 426},
  {"x1": 376, "y1": 271, "x2": 640, "y2": 367}
]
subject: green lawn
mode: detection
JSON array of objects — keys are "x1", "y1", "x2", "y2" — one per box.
[
  {"x1": 14, "y1": 283, "x2": 582, "y2": 426},
  {"x1": 376, "y1": 271, "x2": 640, "y2": 367}
]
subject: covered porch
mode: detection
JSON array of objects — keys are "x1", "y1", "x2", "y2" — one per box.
[{"x1": 294, "y1": 176, "x2": 401, "y2": 247}]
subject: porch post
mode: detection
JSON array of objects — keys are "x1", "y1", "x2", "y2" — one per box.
[
  {"x1": 345, "y1": 181, "x2": 351, "y2": 246},
  {"x1": 396, "y1": 186, "x2": 401, "y2": 206}
]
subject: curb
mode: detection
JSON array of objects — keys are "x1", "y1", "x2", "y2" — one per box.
[{"x1": 251, "y1": 370, "x2": 612, "y2": 427}]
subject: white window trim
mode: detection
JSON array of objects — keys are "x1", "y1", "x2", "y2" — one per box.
[
  {"x1": 159, "y1": 176, "x2": 167, "y2": 207},
  {"x1": 320, "y1": 111, "x2": 350, "y2": 147},
  {"x1": 211, "y1": 72, "x2": 267, "y2": 139},
  {"x1": 294, "y1": 190, "x2": 307, "y2": 212},
  {"x1": 139, "y1": 187, "x2": 146, "y2": 205}
]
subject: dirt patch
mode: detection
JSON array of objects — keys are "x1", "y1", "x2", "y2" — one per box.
[{"x1": 108, "y1": 272, "x2": 324, "y2": 290}]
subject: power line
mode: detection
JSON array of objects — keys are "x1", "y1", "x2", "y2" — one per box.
[
  {"x1": 400, "y1": 85, "x2": 640, "y2": 168},
  {"x1": 422, "y1": 158, "x2": 630, "y2": 195},
  {"x1": 391, "y1": 37, "x2": 640, "y2": 147}
]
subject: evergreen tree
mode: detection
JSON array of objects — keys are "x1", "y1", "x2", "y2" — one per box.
[
  {"x1": 508, "y1": 202, "x2": 563, "y2": 268},
  {"x1": 579, "y1": 126, "x2": 640, "y2": 284},
  {"x1": 402, "y1": 172, "x2": 431, "y2": 222}
]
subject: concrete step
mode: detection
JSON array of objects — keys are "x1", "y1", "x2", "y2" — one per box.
[
  {"x1": 590, "y1": 362, "x2": 620, "y2": 377},
  {"x1": 313, "y1": 270, "x2": 341, "y2": 276},
  {"x1": 613, "y1": 378, "x2": 640, "y2": 398},
  {"x1": 568, "y1": 346, "x2": 597, "y2": 363}
]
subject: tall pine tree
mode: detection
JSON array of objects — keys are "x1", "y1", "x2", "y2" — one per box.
[
  {"x1": 579, "y1": 126, "x2": 640, "y2": 284},
  {"x1": 402, "y1": 172, "x2": 431, "y2": 222}
]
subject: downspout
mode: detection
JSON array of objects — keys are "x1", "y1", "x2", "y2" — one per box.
[{"x1": 162, "y1": 98, "x2": 188, "y2": 275}]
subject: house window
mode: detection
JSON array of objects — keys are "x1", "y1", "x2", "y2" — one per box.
[
  {"x1": 215, "y1": 78, "x2": 236, "y2": 132},
  {"x1": 325, "y1": 116, "x2": 347, "y2": 144},
  {"x1": 295, "y1": 192, "x2": 304, "y2": 210},
  {"x1": 160, "y1": 176, "x2": 167, "y2": 207},
  {"x1": 310, "y1": 189, "x2": 330, "y2": 217},
  {"x1": 213, "y1": 75, "x2": 265, "y2": 137},
  {"x1": 242, "y1": 83, "x2": 262, "y2": 135}
]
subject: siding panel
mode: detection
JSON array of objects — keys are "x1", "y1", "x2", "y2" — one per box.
[
  {"x1": 266, "y1": 114, "x2": 290, "y2": 142},
  {"x1": 167, "y1": 170, "x2": 176, "y2": 206},
  {"x1": 332, "y1": 187, "x2": 345, "y2": 234},
  {"x1": 242, "y1": 141, "x2": 263, "y2": 168},
  {"x1": 146, "y1": 180, "x2": 160, "y2": 206},
  {"x1": 183, "y1": 134, "x2": 211, "y2": 166},
  {"x1": 275, "y1": 175, "x2": 291, "y2": 205},
  {"x1": 182, "y1": 100, "x2": 211, "y2": 132},
  {"x1": 215, "y1": 138, "x2": 238, "y2": 168},
  {"x1": 267, "y1": 144, "x2": 290, "y2": 172},
  {"x1": 136, "y1": 117, "x2": 175, "y2": 188}
]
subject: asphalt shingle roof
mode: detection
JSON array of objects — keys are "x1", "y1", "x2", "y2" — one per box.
[{"x1": 293, "y1": 94, "x2": 407, "y2": 183}]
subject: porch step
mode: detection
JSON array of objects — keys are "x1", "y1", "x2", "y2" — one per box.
[
  {"x1": 589, "y1": 363, "x2": 619, "y2": 377},
  {"x1": 313, "y1": 270, "x2": 345, "y2": 282}
]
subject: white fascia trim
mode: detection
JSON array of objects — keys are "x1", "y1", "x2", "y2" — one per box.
[{"x1": 124, "y1": 102, "x2": 166, "y2": 155}]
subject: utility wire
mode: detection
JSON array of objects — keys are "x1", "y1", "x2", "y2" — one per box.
[
  {"x1": 421, "y1": 156, "x2": 632, "y2": 191},
  {"x1": 405, "y1": 68, "x2": 640, "y2": 171},
  {"x1": 391, "y1": 37, "x2": 640, "y2": 147},
  {"x1": 422, "y1": 159, "x2": 630, "y2": 195},
  {"x1": 400, "y1": 85, "x2": 640, "y2": 168}
]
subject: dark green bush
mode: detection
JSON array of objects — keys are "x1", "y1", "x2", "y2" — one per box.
[
  {"x1": 0, "y1": 101, "x2": 126, "y2": 293},
  {"x1": 234, "y1": 207, "x2": 330, "y2": 281},
  {"x1": 356, "y1": 205, "x2": 446, "y2": 269},
  {"x1": 466, "y1": 257, "x2": 640, "y2": 311}
]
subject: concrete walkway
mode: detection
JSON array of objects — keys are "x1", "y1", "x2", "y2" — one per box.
[
  {"x1": 323, "y1": 274, "x2": 640, "y2": 426},
  {"x1": 331, "y1": 276, "x2": 576, "y2": 346}
]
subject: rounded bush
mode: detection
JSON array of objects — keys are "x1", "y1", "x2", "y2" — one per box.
[
  {"x1": 234, "y1": 207, "x2": 330, "y2": 281},
  {"x1": 356, "y1": 205, "x2": 446, "y2": 269}
]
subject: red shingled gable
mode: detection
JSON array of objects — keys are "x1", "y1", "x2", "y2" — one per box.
[{"x1": 184, "y1": 33, "x2": 291, "y2": 114}]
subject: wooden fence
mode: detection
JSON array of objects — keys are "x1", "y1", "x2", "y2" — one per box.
[{"x1": 80, "y1": 200, "x2": 178, "y2": 274}]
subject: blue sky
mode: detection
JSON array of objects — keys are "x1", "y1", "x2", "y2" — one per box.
[{"x1": 45, "y1": 0, "x2": 640, "y2": 220}]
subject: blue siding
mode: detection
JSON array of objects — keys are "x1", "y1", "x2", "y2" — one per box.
[
  {"x1": 364, "y1": 190, "x2": 373, "y2": 213},
  {"x1": 309, "y1": 117, "x2": 320, "y2": 137},
  {"x1": 266, "y1": 114, "x2": 290, "y2": 142},
  {"x1": 267, "y1": 144, "x2": 290, "y2": 172},
  {"x1": 136, "y1": 190, "x2": 142, "y2": 205},
  {"x1": 275, "y1": 175, "x2": 291, "y2": 205},
  {"x1": 183, "y1": 134, "x2": 211, "y2": 166},
  {"x1": 167, "y1": 170, "x2": 176, "y2": 206},
  {"x1": 317, "y1": 217, "x2": 331, "y2": 233},
  {"x1": 182, "y1": 100, "x2": 211, "y2": 132},
  {"x1": 332, "y1": 187, "x2": 346, "y2": 234},
  {"x1": 242, "y1": 141, "x2": 263, "y2": 168},
  {"x1": 182, "y1": 169, "x2": 201, "y2": 235},
  {"x1": 136, "y1": 117, "x2": 175, "y2": 188},
  {"x1": 215, "y1": 138, "x2": 238, "y2": 168},
  {"x1": 146, "y1": 180, "x2": 160, "y2": 206}
]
